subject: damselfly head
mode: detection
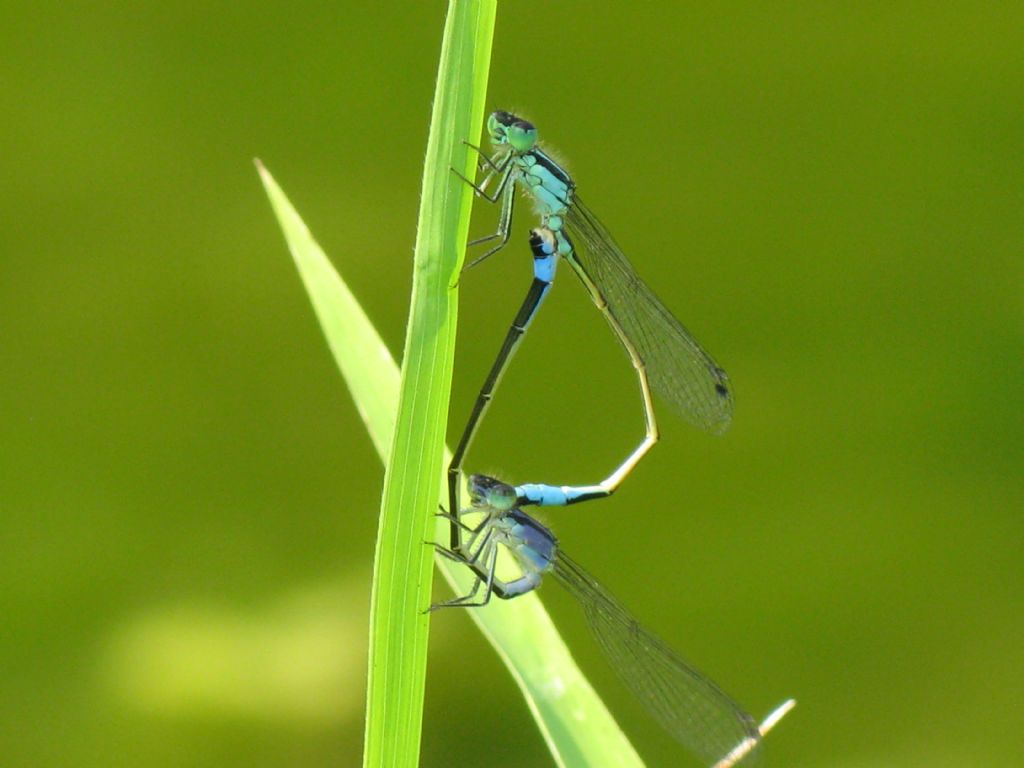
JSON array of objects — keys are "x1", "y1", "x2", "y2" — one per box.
[
  {"x1": 468, "y1": 473, "x2": 518, "y2": 511},
  {"x1": 488, "y1": 111, "x2": 537, "y2": 153}
]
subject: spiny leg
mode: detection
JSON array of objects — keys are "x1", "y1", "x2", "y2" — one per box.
[
  {"x1": 466, "y1": 182, "x2": 514, "y2": 247},
  {"x1": 463, "y1": 141, "x2": 506, "y2": 174},
  {"x1": 464, "y1": 182, "x2": 516, "y2": 267},
  {"x1": 429, "y1": 541, "x2": 500, "y2": 611},
  {"x1": 451, "y1": 152, "x2": 513, "y2": 204}
]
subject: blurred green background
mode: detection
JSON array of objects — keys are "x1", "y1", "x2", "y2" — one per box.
[{"x1": 2, "y1": 2, "x2": 1021, "y2": 766}]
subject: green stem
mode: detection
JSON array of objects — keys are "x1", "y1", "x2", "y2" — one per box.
[{"x1": 362, "y1": 2, "x2": 496, "y2": 766}]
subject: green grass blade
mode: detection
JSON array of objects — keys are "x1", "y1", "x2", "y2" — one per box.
[
  {"x1": 352, "y1": 2, "x2": 496, "y2": 766},
  {"x1": 255, "y1": 161, "x2": 399, "y2": 458}
]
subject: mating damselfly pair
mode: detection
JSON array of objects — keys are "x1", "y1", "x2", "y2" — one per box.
[{"x1": 437, "y1": 110, "x2": 793, "y2": 767}]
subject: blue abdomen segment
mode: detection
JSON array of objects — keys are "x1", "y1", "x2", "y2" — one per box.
[
  {"x1": 533, "y1": 252, "x2": 557, "y2": 283},
  {"x1": 515, "y1": 483, "x2": 602, "y2": 507}
]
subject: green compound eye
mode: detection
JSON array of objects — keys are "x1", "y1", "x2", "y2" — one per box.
[
  {"x1": 506, "y1": 121, "x2": 538, "y2": 152},
  {"x1": 486, "y1": 481, "x2": 518, "y2": 511}
]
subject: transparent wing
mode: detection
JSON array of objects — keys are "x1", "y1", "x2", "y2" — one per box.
[
  {"x1": 566, "y1": 198, "x2": 734, "y2": 433},
  {"x1": 553, "y1": 551, "x2": 761, "y2": 767}
]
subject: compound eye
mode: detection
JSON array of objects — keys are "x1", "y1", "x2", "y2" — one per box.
[
  {"x1": 507, "y1": 121, "x2": 537, "y2": 152},
  {"x1": 488, "y1": 482, "x2": 518, "y2": 511}
]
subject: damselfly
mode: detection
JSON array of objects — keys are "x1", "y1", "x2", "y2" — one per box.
[
  {"x1": 434, "y1": 474, "x2": 793, "y2": 768},
  {"x1": 448, "y1": 112, "x2": 733, "y2": 550}
]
